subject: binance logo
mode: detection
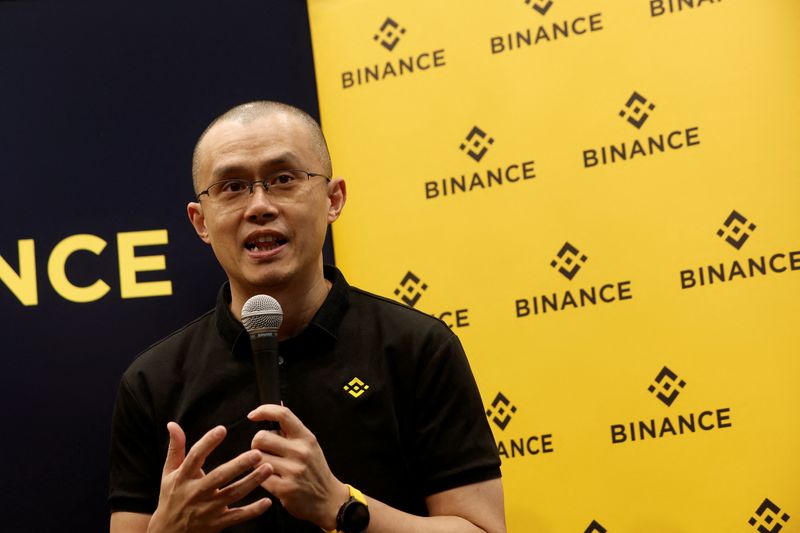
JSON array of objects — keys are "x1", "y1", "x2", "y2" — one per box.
[
  {"x1": 717, "y1": 209, "x2": 757, "y2": 250},
  {"x1": 550, "y1": 242, "x2": 588, "y2": 280},
  {"x1": 584, "y1": 520, "x2": 607, "y2": 533},
  {"x1": 648, "y1": 366, "x2": 686, "y2": 407},
  {"x1": 524, "y1": 0, "x2": 554, "y2": 16},
  {"x1": 394, "y1": 270, "x2": 428, "y2": 307},
  {"x1": 373, "y1": 17, "x2": 406, "y2": 51},
  {"x1": 486, "y1": 392, "x2": 517, "y2": 431},
  {"x1": 749, "y1": 498, "x2": 791, "y2": 533},
  {"x1": 619, "y1": 91, "x2": 656, "y2": 129},
  {"x1": 343, "y1": 377, "x2": 370, "y2": 398},
  {"x1": 459, "y1": 126, "x2": 495, "y2": 162}
]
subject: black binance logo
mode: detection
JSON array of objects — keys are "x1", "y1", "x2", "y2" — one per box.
[
  {"x1": 394, "y1": 271, "x2": 428, "y2": 307},
  {"x1": 486, "y1": 392, "x2": 517, "y2": 430},
  {"x1": 648, "y1": 366, "x2": 686, "y2": 407},
  {"x1": 584, "y1": 520, "x2": 607, "y2": 533},
  {"x1": 717, "y1": 209, "x2": 757, "y2": 250},
  {"x1": 343, "y1": 377, "x2": 370, "y2": 398},
  {"x1": 550, "y1": 242, "x2": 588, "y2": 280},
  {"x1": 459, "y1": 126, "x2": 495, "y2": 162},
  {"x1": 523, "y1": 0, "x2": 554, "y2": 16},
  {"x1": 749, "y1": 498, "x2": 791, "y2": 533},
  {"x1": 619, "y1": 91, "x2": 656, "y2": 129},
  {"x1": 373, "y1": 17, "x2": 406, "y2": 51}
]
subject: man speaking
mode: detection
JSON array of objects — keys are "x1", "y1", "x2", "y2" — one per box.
[{"x1": 109, "y1": 101, "x2": 504, "y2": 532}]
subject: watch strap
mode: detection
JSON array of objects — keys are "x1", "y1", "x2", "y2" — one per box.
[{"x1": 323, "y1": 484, "x2": 368, "y2": 533}]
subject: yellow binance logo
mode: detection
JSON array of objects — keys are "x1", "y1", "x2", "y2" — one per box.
[{"x1": 343, "y1": 377, "x2": 370, "y2": 398}]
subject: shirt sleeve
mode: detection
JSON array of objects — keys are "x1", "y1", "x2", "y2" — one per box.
[
  {"x1": 412, "y1": 331, "x2": 501, "y2": 496},
  {"x1": 108, "y1": 376, "x2": 161, "y2": 514}
]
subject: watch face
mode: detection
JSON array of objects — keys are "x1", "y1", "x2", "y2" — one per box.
[{"x1": 340, "y1": 499, "x2": 370, "y2": 533}]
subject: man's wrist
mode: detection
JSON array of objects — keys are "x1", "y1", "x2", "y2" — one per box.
[
  {"x1": 323, "y1": 484, "x2": 370, "y2": 533},
  {"x1": 321, "y1": 481, "x2": 350, "y2": 532}
]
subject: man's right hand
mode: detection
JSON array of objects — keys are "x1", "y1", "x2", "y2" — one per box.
[{"x1": 145, "y1": 422, "x2": 273, "y2": 533}]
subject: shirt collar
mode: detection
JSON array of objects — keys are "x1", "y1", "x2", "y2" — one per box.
[{"x1": 215, "y1": 264, "x2": 350, "y2": 355}]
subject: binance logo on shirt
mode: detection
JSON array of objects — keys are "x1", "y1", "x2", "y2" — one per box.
[
  {"x1": 343, "y1": 377, "x2": 370, "y2": 398},
  {"x1": 550, "y1": 242, "x2": 588, "y2": 280},
  {"x1": 459, "y1": 126, "x2": 495, "y2": 163},
  {"x1": 373, "y1": 17, "x2": 406, "y2": 51},
  {"x1": 486, "y1": 392, "x2": 517, "y2": 431},
  {"x1": 394, "y1": 270, "x2": 428, "y2": 307},
  {"x1": 648, "y1": 366, "x2": 686, "y2": 407},
  {"x1": 749, "y1": 498, "x2": 791, "y2": 533},
  {"x1": 619, "y1": 91, "x2": 656, "y2": 129},
  {"x1": 584, "y1": 520, "x2": 607, "y2": 533},
  {"x1": 524, "y1": 0, "x2": 554, "y2": 16},
  {"x1": 717, "y1": 209, "x2": 757, "y2": 250}
]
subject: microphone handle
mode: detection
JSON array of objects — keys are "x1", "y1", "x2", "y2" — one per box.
[{"x1": 250, "y1": 329, "x2": 281, "y2": 432}]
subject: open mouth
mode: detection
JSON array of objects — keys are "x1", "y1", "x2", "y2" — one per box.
[{"x1": 245, "y1": 235, "x2": 287, "y2": 252}]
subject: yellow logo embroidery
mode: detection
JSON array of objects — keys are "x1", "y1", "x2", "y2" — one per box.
[{"x1": 343, "y1": 377, "x2": 370, "y2": 398}]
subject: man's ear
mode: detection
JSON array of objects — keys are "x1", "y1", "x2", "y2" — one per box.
[
  {"x1": 187, "y1": 202, "x2": 211, "y2": 244},
  {"x1": 327, "y1": 177, "x2": 347, "y2": 223}
]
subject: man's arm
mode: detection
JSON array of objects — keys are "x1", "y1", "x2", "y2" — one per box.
[
  {"x1": 365, "y1": 478, "x2": 505, "y2": 533},
  {"x1": 248, "y1": 405, "x2": 506, "y2": 533},
  {"x1": 110, "y1": 512, "x2": 150, "y2": 532}
]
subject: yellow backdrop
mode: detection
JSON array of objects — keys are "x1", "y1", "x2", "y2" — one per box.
[{"x1": 308, "y1": 0, "x2": 800, "y2": 531}]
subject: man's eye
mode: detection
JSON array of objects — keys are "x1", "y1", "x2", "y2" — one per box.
[
  {"x1": 220, "y1": 180, "x2": 248, "y2": 193},
  {"x1": 271, "y1": 173, "x2": 296, "y2": 186}
]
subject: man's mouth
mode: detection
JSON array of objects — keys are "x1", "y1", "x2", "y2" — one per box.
[{"x1": 245, "y1": 235, "x2": 287, "y2": 252}]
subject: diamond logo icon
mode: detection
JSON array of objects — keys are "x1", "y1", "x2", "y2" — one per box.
[
  {"x1": 343, "y1": 377, "x2": 370, "y2": 398},
  {"x1": 459, "y1": 126, "x2": 495, "y2": 162},
  {"x1": 717, "y1": 209, "x2": 757, "y2": 250},
  {"x1": 648, "y1": 366, "x2": 686, "y2": 407},
  {"x1": 373, "y1": 17, "x2": 406, "y2": 51},
  {"x1": 749, "y1": 498, "x2": 791, "y2": 533},
  {"x1": 524, "y1": 0, "x2": 554, "y2": 16},
  {"x1": 550, "y1": 242, "x2": 588, "y2": 281},
  {"x1": 486, "y1": 392, "x2": 518, "y2": 431},
  {"x1": 584, "y1": 520, "x2": 607, "y2": 533},
  {"x1": 393, "y1": 271, "x2": 428, "y2": 307},
  {"x1": 619, "y1": 91, "x2": 656, "y2": 129}
]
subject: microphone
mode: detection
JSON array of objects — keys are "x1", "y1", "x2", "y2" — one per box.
[{"x1": 241, "y1": 295, "x2": 283, "y2": 431}]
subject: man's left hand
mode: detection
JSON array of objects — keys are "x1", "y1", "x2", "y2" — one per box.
[{"x1": 248, "y1": 404, "x2": 348, "y2": 530}]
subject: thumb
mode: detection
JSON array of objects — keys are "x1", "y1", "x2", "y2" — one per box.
[{"x1": 163, "y1": 421, "x2": 186, "y2": 474}]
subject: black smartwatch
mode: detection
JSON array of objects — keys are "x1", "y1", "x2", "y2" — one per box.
[{"x1": 327, "y1": 484, "x2": 370, "y2": 533}]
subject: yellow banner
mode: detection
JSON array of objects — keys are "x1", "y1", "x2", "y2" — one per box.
[{"x1": 309, "y1": 0, "x2": 800, "y2": 530}]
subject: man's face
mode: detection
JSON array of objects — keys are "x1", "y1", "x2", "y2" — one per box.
[{"x1": 188, "y1": 112, "x2": 344, "y2": 298}]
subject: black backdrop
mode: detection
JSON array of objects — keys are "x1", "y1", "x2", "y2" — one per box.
[{"x1": 0, "y1": 2, "x2": 326, "y2": 530}]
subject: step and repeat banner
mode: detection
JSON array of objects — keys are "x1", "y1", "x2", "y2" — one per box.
[{"x1": 308, "y1": 1, "x2": 799, "y2": 531}]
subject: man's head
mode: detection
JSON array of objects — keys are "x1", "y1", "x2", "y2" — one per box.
[
  {"x1": 191, "y1": 101, "x2": 333, "y2": 193},
  {"x1": 187, "y1": 101, "x2": 345, "y2": 308}
]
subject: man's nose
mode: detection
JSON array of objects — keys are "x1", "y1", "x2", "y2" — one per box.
[{"x1": 243, "y1": 183, "x2": 279, "y2": 220}]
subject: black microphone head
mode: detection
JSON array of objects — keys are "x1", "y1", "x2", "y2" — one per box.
[{"x1": 241, "y1": 295, "x2": 283, "y2": 332}]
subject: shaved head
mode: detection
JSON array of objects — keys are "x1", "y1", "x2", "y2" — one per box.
[{"x1": 192, "y1": 101, "x2": 332, "y2": 192}]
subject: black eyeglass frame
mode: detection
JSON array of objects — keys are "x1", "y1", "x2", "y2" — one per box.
[{"x1": 196, "y1": 169, "x2": 331, "y2": 201}]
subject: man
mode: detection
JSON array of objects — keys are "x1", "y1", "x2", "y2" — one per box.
[{"x1": 109, "y1": 101, "x2": 504, "y2": 532}]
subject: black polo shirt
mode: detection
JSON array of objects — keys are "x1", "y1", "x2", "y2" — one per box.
[{"x1": 109, "y1": 266, "x2": 500, "y2": 532}]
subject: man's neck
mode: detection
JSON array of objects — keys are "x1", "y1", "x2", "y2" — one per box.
[{"x1": 230, "y1": 267, "x2": 332, "y2": 341}]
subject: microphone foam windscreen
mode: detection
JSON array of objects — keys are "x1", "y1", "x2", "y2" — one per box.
[{"x1": 241, "y1": 295, "x2": 283, "y2": 331}]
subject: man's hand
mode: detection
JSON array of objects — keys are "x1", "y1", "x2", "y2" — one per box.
[
  {"x1": 248, "y1": 405, "x2": 349, "y2": 530},
  {"x1": 147, "y1": 422, "x2": 273, "y2": 533}
]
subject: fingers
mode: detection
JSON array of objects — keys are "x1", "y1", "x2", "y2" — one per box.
[
  {"x1": 247, "y1": 405, "x2": 307, "y2": 438},
  {"x1": 217, "y1": 498, "x2": 272, "y2": 530},
  {"x1": 251, "y1": 428, "x2": 284, "y2": 453},
  {"x1": 202, "y1": 449, "x2": 262, "y2": 492},
  {"x1": 217, "y1": 463, "x2": 273, "y2": 506},
  {"x1": 163, "y1": 421, "x2": 186, "y2": 475},
  {"x1": 178, "y1": 425, "x2": 227, "y2": 480}
]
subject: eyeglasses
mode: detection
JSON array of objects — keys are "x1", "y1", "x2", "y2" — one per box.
[{"x1": 196, "y1": 169, "x2": 330, "y2": 205}]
